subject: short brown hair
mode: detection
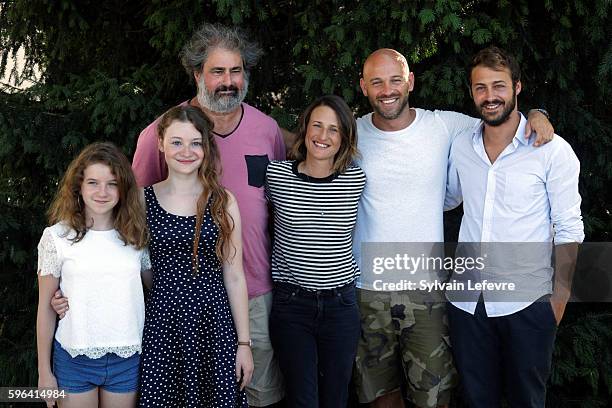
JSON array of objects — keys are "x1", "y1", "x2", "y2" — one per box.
[
  {"x1": 291, "y1": 95, "x2": 359, "y2": 174},
  {"x1": 469, "y1": 46, "x2": 521, "y2": 85}
]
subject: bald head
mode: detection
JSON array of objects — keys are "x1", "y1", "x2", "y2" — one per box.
[
  {"x1": 359, "y1": 48, "x2": 415, "y2": 129},
  {"x1": 362, "y1": 49, "x2": 410, "y2": 79}
]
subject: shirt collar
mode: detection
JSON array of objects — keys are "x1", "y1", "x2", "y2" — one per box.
[{"x1": 472, "y1": 112, "x2": 530, "y2": 147}]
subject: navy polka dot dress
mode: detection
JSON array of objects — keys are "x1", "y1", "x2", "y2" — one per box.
[{"x1": 139, "y1": 187, "x2": 248, "y2": 407}]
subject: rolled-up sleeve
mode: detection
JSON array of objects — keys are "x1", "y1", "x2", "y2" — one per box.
[{"x1": 546, "y1": 140, "x2": 585, "y2": 244}]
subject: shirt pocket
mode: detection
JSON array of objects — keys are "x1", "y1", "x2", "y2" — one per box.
[
  {"x1": 503, "y1": 173, "x2": 537, "y2": 211},
  {"x1": 245, "y1": 154, "x2": 270, "y2": 188}
]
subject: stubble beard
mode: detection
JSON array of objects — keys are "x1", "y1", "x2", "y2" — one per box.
[
  {"x1": 478, "y1": 87, "x2": 517, "y2": 127},
  {"x1": 371, "y1": 93, "x2": 410, "y2": 121}
]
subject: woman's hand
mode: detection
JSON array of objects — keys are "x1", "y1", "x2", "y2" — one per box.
[
  {"x1": 236, "y1": 345, "x2": 254, "y2": 390},
  {"x1": 38, "y1": 372, "x2": 59, "y2": 408}
]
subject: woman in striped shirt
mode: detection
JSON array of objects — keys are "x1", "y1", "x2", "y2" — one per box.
[{"x1": 265, "y1": 95, "x2": 366, "y2": 407}]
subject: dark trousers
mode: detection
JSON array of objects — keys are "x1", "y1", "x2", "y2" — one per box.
[
  {"x1": 448, "y1": 299, "x2": 558, "y2": 408},
  {"x1": 269, "y1": 282, "x2": 361, "y2": 408}
]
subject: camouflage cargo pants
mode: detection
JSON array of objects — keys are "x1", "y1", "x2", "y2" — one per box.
[{"x1": 353, "y1": 289, "x2": 457, "y2": 408}]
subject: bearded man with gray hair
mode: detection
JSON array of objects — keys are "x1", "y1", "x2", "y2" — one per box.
[{"x1": 132, "y1": 23, "x2": 286, "y2": 407}]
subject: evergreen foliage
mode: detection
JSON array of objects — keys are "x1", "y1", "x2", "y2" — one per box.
[{"x1": 1, "y1": 1, "x2": 610, "y2": 406}]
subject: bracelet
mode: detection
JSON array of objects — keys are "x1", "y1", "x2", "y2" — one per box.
[
  {"x1": 237, "y1": 339, "x2": 252, "y2": 347},
  {"x1": 530, "y1": 108, "x2": 550, "y2": 120}
]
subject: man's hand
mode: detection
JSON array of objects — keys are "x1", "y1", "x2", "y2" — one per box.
[
  {"x1": 50, "y1": 290, "x2": 68, "y2": 319},
  {"x1": 525, "y1": 109, "x2": 554, "y2": 147},
  {"x1": 550, "y1": 293, "x2": 569, "y2": 325}
]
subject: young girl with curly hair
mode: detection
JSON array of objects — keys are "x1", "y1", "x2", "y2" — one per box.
[{"x1": 37, "y1": 142, "x2": 150, "y2": 408}]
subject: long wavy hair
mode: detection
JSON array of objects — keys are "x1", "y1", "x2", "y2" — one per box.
[
  {"x1": 157, "y1": 105, "x2": 234, "y2": 271},
  {"x1": 47, "y1": 142, "x2": 148, "y2": 249}
]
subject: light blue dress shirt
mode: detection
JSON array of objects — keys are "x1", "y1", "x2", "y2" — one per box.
[{"x1": 445, "y1": 113, "x2": 584, "y2": 316}]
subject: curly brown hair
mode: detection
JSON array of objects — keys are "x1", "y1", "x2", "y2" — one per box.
[
  {"x1": 157, "y1": 105, "x2": 234, "y2": 272},
  {"x1": 47, "y1": 142, "x2": 148, "y2": 249}
]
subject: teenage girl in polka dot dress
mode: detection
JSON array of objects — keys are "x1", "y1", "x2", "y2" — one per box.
[{"x1": 138, "y1": 105, "x2": 253, "y2": 407}]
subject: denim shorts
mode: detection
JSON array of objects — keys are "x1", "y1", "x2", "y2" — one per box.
[{"x1": 53, "y1": 339, "x2": 140, "y2": 393}]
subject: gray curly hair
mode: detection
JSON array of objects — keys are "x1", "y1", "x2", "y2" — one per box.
[{"x1": 180, "y1": 23, "x2": 263, "y2": 79}]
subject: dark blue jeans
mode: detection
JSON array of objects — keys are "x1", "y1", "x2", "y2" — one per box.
[
  {"x1": 448, "y1": 298, "x2": 558, "y2": 408},
  {"x1": 269, "y1": 282, "x2": 361, "y2": 408}
]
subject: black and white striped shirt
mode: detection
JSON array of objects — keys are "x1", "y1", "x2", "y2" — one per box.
[{"x1": 265, "y1": 160, "x2": 366, "y2": 290}]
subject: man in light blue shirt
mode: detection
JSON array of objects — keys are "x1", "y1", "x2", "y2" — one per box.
[{"x1": 444, "y1": 46, "x2": 584, "y2": 408}]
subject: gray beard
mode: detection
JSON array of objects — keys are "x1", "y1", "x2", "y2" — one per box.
[{"x1": 196, "y1": 76, "x2": 249, "y2": 113}]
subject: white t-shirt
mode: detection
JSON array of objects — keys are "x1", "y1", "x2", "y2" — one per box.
[
  {"x1": 353, "y1": 108, "x2": 478, "y2": 289},
  {"x1": 37, "y1": 223, "x2": 150, "y2": 358}
]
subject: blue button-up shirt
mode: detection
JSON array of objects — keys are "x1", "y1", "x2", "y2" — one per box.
[{"x1": 445, "y1": 114, "x2": 584, "y2": 316}]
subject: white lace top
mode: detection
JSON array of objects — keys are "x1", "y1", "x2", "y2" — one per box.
[{"x1": 37, "y1": 223, "x2": 150, "y2": 359}]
